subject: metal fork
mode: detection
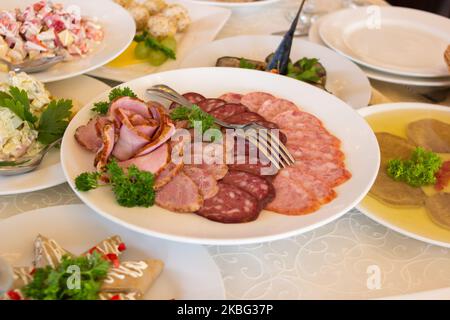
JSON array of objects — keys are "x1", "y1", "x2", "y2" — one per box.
[
  {"x1": 0, "y1": 55, "x2": 64, "y2": 73},
  {"x1": 146, "y1": 84, "x2": 295, "y2": 169}
]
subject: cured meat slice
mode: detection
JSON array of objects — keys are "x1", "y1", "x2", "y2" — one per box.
[
  {"x1": 240, "y1": 92, "x2": 275, "y2": 112},
  {"x1": 287, "y1": 142, "x2": 344, "y2": 162},
  {"x1": 196, "y1": 182, "x2": 260, "y2": 223},
  {"x1": 294, "y1": 159, "x2": 351, "y2": 187},
  {"x1": 169, "y1": 92, "x2": 206, "y2": 109},
  {"x1": 154, "y1": 161, "x2": 184, "y2": 190},
  {"x1": 193, "y1": 163, "x2": 228, "y2": 180},
  {"x1": 271, "y1": 109, "x2": 323, "y2": 130},
  {"x1": 284, "y1": 167, "x2": 336, "y2": 205},
  {"x1": 224, "y1": 111, "x2": 264, "y2": 124},
  {"x1": 94, "y1": 123, "x2": 115, "y2": 170},
  {"x1": 183, "y1": 165, "x2": 219, "y2": 199},
  {"x1": 109, "y1": 97, "x2": 151, "y2": 122},
  {"x1": 75, "y1": 117, "x2": 103, "y2": 152},
  {"x1": 112, "y1": 120, "x2": 149, "y2": 161},
  {"x1": 283, "y1": 128, "x2": 340, "y2": 147},
  {"x1": 228, "y1": 160, "x2": 278, "y2": 176},
  {"x1": 209, "y1": 103, "x2": 248, "y2": 120},
  {"x1": 118, "y1": 143, "x2": 169, "y2": 174},
  {"x1": 218, "y1": 92, "x2": 242, "y2": 104},
  {"x1": 155, "y1": 172, "x2": 203, "y2": 212},
  {"x1": 222, "y1": 170, "x2": 275, "y2": 208},
  {"x1": 257, "y1": 98, "x2": 299, "y2": 121},
  {"x1": 266, "y1": 169, "x2": 320, "y2": 215},
  {"x1": 198, "y1": 99, "x2": 226, "y2": 113}
]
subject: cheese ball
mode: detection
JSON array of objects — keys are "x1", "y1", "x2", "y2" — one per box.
[
  {"x1": 146, "y1": 14, "x2": 177, "y2": 38},
  {"x1": 161, "y1": 4, "x2": 190, "y2": 32},
  {"x1": 114, "y1": 0, "x2": 136, "y2": 8},
  {"x1": 128, "y1": 4, "x2": 150, "y2": 31},
  {"x1": 143, "y1": 0, "x2": 167, "y2": 15}
]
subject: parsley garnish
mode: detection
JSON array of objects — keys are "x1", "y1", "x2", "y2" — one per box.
[
  {"x1": 387, "y1": 147, "x2": 442, "y2": 187},
  {"x1": 134, "y1": 31, "x2": 176, "y2": 60},
  {"x1": 74, "y1": 160, "x2": 155, "y2": 207},
  {"x1": 0, "y1": 86, "x2": 37, "y2": 124},
  {"x1": 37, "y1": 99, "x2": 72, "y2": 145},
  {"x1": 91, "y1": 87, "x2": 137, "y2": 115},
  {"x1": 22, "y1": 252, "x2": 110, "y2": 300},
  {"x1": 170, "y1": 105, "x2": 216, "y2": 133},
  {"x1": 287, "y1": 57, "x2": 326, "y2": 84}
]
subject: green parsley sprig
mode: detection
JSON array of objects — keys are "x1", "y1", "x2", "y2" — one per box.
[
  {"x1": 387, "y1": 147, "x2": 442, "y2": 187},
  {"x1": 22, "y1": 252, "x2": 110, "y2": 300},
  {"x1": 170, "y1": 105, "x2": 217, "y2": 133},
  {"x1": 91, "y1": 87, "x2": 137, "y2": 115},
  {"x1": 287, "y1": 57, "x2": 326, "y2": 85},
  {"x1": 75, "y1": 159, "x2": 155, "y2": 207},
  {"x1": 0, "y1": 87, "x2": 72, "y2": 145}
]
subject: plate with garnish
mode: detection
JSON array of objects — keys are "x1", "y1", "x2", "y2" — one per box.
[
  {"x1": 357, "y1": 103, "x2": 450, "y2": 248},
  {"x1": 0, "y1": 204, "x2": 225, "y2": 300},
  {"x1": 0, "y1": 73, "x2": 110, "y2": 195}
]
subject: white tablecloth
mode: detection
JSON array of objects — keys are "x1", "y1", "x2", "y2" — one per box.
[{"x1": 1, "y1": 0, "x2": 450, "y2": 299}]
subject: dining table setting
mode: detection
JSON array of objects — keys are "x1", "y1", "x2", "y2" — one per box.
[{"x1": 0, "y1": 0, "x2": 449, "y2": 301}]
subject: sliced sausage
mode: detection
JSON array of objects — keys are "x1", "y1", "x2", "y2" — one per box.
[
  {"x1": 197, "y1": 99, "x2": 226, "y2": 113},
  {"x1": 169, "y1": 92, "x2": 205, "y2": 109},
  {"x1": 209, "y1": 103, "x2": 248, "y2": 120}
]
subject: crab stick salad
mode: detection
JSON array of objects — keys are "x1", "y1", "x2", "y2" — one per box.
[{"x1": 0, "y1": 0, "x2": 104, "y2": 64}]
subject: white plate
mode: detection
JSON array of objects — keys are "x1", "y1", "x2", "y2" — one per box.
[
  {"x1": 357, "y1": 103, "x2": 450, "y2": 249},
  {"x1": 319, "y1": 7, "x2": 450, "y2": 78},
  {"x1": 310, "y1": 16, "x2": 450, "y2": 88},
  {"x1": 0, "y1": 75, "x2": 110, "y2": 195},
  {"x1": 1, "y1": 0, "x2": 135, "y2": 83},
  {"x1": 88, "y1": 2, "x2": 231, "y2": 82},
  {"x1": 0, "y1": 204, "x2": 225, "y2": 299},
  {"x1": 185, "y1": 0, "x2": 279, "y2": 9},
  {"x1": 180, "y1": 35, "x2": 371, "y2": 109},
  {"x1": 61, "y1": 67, "x2": 380, "y2": 245}
]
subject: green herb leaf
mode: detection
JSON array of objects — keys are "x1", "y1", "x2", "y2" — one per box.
[
  {"x1": 75, "y1": 172, "x2": 101, "y2": 191},
  {"x1": 106, "y1": 159, "x2": 155, "y2": 207},
  {"x1": 91, "y1": 101, "x2": 109, "y2": 115},
  {"x1": 144, "y1": 37, "x2": 176, "y2": 59},
  {"x1": 0, "y1": 159, "x2": 30, "y2": 166},
  {"x1": 0, "y1": 87, "x2": 37, "y2": 123},
  {"x1": 22, "y1": 252, "x2": 110, "y2": 300},
  {"x1": 170, "y1": 105, "x2": 216, "y2": 133},
  {"x1": 37, "y1": 99, "x2": 72, "y2": 145},
  {"x1": 387, "y1": 147, "x2": 443, "y2": 187},
  {"x1": 239, "y1": 58, "x2": 257, "y2": 70},
  {"x1": 287, "y1": 57, "x2": 326, "y2": 85}
]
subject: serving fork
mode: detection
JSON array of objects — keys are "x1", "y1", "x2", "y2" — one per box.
[
  {"x1": 0, "y1": 55, "x2": 64, "y2": 73},
  {"x1": 147, "y1": 84, "x2": 295, "y2": 169}
]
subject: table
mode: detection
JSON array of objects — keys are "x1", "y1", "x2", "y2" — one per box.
[{"x1": 1, "y1": 0, "x2": 450, "y2": 299}]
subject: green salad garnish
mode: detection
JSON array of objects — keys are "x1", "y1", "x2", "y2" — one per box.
[
  {"x1": 91, "y1": 87, "x2": 137, "y2": 115},
  {"x1": 170, "y1": 105, "x2": 217, "y2": 133}
]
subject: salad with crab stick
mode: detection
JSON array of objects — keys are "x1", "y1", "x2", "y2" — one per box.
[{"x1": 0, "y1": 0, "x2": 104, "y2": 65}]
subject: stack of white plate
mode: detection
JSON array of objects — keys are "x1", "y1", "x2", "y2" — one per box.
[{"x1": 309, "y1": 6, "x2": 450, "y2": 88}]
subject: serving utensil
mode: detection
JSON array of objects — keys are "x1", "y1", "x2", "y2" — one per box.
[
  {"x1": 147, "y1": 84, "x2": 295, "y2": 169},
  {"x1": 0, "y1": 138, "x2": 62, "y2": 176},
  {"x1": 0, "y1": 55, "x2": 64, "y2": 74},
  {"x1": 266, "y1": 0, "x2": 306, "y2": 74}
]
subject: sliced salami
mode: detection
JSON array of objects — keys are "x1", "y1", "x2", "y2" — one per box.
[
  {"x1": 224, "y1": 111, "x2": 264, "y2": 125},
  {"x1": 209, "y1": 103, "x2": 248, "y2": 120},
  {"x1": 194, "y1": 163, "x2": 229, "y2": 180},
  {"x1": 287, "y1": 142, "x2": 344, "y2": 162},
  {"x1": 218, "y1": 92, "x2": 243, "y2": 104},
  {"x1": 294, "y1": 159, "x2": 351, "y2": 187},
  {"x1": 266, "y1": 169, "x2": 321, "y2": 215},
  {"x1": 198, "y1": 99, "x2": 226, "y2": 113},
  {"x1": 257, "y1": 98, "x2": 299, "y2": 121},
  {"x1": 283, "y1": 128, "x2": 340, "y2": 147},
  {"x1": 169, "y1": 92, "x2": 206, "y2": 109},
  {"x1": 240, "y1": 92, "x2": 275, "y2": 112},
  {"x1": 222, "y1": 170, "x2": 275, "y2": 208},
  {"x1": 271, "y1": 109, "x2": 323, "y2": 130},
  {"x1": 196, "y1": 182, "x2": 260, "y2": 223},
  {"x1": 228, "y1": 159, "x2": 278, "y2": 176}
]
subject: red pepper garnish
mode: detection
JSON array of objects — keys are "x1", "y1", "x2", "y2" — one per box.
[
  {"x1": 435, "y1": 161, "x2": 450, "y2": 191},
  {"x1": 110, "y1": 295, "x2": 121, "y2": 300},
  {"x1": 106, "y1": 253, "x2": 120, "y2": 268},
  {"x1": 7, "y1": 291, "x2": 21, "y2": 300},
  {"x1": 29, "y1": 268, "x2": 36, "y2": 275},
  {"x1": 88, "y1": 247, "x2": 100, "y2": 255},
  {"x1": 117, "y1": 242, "x2": 126, "y2": 252}
]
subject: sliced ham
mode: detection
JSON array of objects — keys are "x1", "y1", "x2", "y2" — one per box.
[
  {"x1": 183, "y1": 165, "x2": 219, "y2": 199},
  {"x1": 112, "y1": 120, "x2": 149, "y2": 161},
  {"x1": 94, "y1": 123, "x2": 115, "y2": 171},
  {"x1": 193, "y1": 163, "x2": 228, "y2": 180},
  {"x1": 154, "y1": 161, "x2": 184, "y2": 190},
  {"x1": 118, "y1": 143, "x2": 169, "y2": 174},
  {"x1": 108, "y1": 96, "x2": 151, "y2": 122},
  {"x1": 155, "y1": 172, "x2": 203, "y2": 212},
  {"x1": 75, "y1": 117, "x2": 103, "y2": 152}
]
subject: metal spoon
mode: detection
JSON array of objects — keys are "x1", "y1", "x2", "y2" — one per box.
[
  {"x1": 0, "y1": 55, "x2": 64, "y2": 74},
  {"x1": 0, "y1": 138, "x2": 62, "y2": 176}
]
